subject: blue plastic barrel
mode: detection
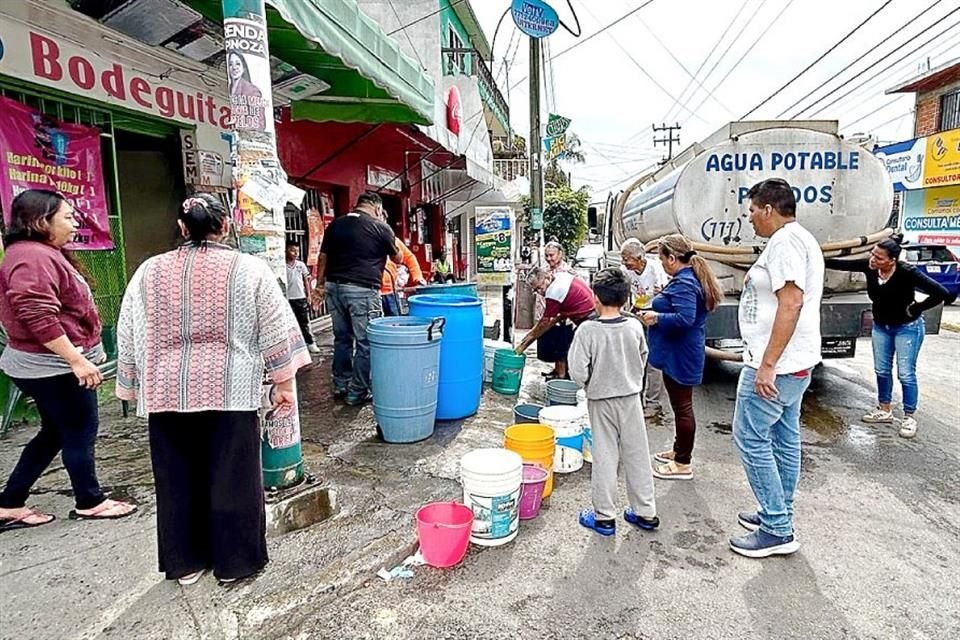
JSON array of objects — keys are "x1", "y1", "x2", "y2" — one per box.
[
  {"x1": 407, "y1": 294, "x2": 483, "y2": 420},
  {"x1": 416, "y1": 282, "x2": 479, "y2": 298},
  {"x1": 368, "y1": 316, "x2": 445, "y2": 443}
]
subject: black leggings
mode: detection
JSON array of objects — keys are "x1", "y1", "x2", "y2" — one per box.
[{"x1": 0, "y1": 373, "x2": 105, "y2": 510}]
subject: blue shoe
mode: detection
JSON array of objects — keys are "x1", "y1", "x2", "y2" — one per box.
[
  {"x1": 579, "y1": 509, "x2": 615, "y2": 536},
  {"x1": 737, "y1": 511, "x2": 761, "y2": 532},
  {"x1": 729, "y1": 529, "x2": 800, "y2": 558},
  {"x1": 623, "y1": 508, "x2": 660, "y2": 530}
]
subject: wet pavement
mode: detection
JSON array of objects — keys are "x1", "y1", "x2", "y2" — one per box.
[{"x1": 0, "y1": 309, "x2": 958, "y2": 640}]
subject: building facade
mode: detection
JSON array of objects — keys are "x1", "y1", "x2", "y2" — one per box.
[{"x1": 877, "y1": 60, "x2": 960, "y2": 250}]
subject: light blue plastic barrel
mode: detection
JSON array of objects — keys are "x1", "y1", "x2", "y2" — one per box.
[
  {"x1": 416, "y1": 282, "x2": 479, "y2": 298},
  {"x1": 368, "y1": 316, "x2": 445, "y2": 443},
  {"x1": 408, "y1": 294, "x2": 483, "y2": 420}
]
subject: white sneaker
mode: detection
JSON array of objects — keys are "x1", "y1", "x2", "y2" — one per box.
[
  {"x1": 862, "y1": 408, "x2": 894, "y2": 424},
  {"x1": 899, "y1": 415, "x2": 918, "y2": 439},
  {"x1": 308, "y1": 344, "x2": 321, "y2": 355}
]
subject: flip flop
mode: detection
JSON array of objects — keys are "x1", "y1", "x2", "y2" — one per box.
[
  {"x1": 69, "y1": 499, "x2": 138, "y2": 521},
  {"x1": 0, "y1": 509, "x2": 56, "y2": 533}
]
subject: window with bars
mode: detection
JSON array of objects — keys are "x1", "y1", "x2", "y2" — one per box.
[{"x1": 941, "y1": 90, "x2": 960, "y2": 132}]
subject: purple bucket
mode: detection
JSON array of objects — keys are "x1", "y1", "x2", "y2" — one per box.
[{"x1": 519, "y1": 464, "x2": 550, "y2": 520}]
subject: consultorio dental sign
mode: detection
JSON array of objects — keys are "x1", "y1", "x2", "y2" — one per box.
[{"x1": 0, "y1": 14, "x2": 232, "y2": 131}]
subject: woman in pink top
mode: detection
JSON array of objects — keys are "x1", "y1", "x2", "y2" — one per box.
[
  {"x1": 116, "y1": 194, "x2": 310, "y2": 586},
  {"x1": 0, "y1": 189, "x2": 136, "y2": 532}
]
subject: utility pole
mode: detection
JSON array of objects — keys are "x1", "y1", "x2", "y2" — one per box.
[
  {"x1": 221, "y1": 0, "x2": 304, "y2": 491},
  {"x1": 653, "y1": 122, "x2": 681, "y2": 165},
  {"x1": 529, "y1": 37, "x2": 544, "y2": 256}
]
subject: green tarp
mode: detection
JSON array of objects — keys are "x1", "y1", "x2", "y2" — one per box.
[{"x1": 188, "y1": 0, "x2": 435, "y2": 125}]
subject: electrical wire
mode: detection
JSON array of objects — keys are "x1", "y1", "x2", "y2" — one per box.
[
  {"x1": 775, "y1": 0, "x2": 946, "y2": 118},
  {"x1": 813, "y1": 29, "x2": 960, "y2": 123},
  {"x1": 675, "y1": 0, "x2": 776, "y2": 125},
  {"x1": 841, "y1": 97, "x2": 908, "y2": 132},
  {"x1": 578, "y1": 2, "x2": 709, "y2": 123},
  {"x1": 621, "y1": 0, "x2": 733, "y2": 117},
  {"x1": 386, "y1": 0, "x2": 427, "y2": 71},
  {"x1": 558, "y1": 0, "x2": 583, "y2": 37},
  {"x1": 808, "y1": 31, "x2": 960, "y2": 129},
  {"x1": 741, "y1": 0, "x2": 898, "y2": 119},
  {"x1": 805, "y1": 11, "x2": 960, "y2": 118},
  {"x1": 845, "y1": 109, "x2": 913, "y2": 135},
  {"x1": 510, "y1": 0, "x2": 658, "y2": 93},
  {"x1": 662, "y1": 0, "x2": 751, "y2": 123},
  {"x1": 386, "y1": 0, "x2": 467, "y2": 36},
  {"x1": 685, "y1": 0, "x2": 798, "y2": 122}
]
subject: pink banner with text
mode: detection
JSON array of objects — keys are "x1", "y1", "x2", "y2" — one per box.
[{"x1": 0, "y1": 95, "x2": 112, "y2": 250}]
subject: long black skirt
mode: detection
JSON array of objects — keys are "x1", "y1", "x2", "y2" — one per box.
[
  {"x1": 537, "y1": 323, "x2": 575, "y2": 363},
  {"x1": 148, "y1": 410, "x2": 267, "y2": 581}
]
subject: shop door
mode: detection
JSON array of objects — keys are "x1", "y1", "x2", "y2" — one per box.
[{"x1": 115, "y1": 130, "x2": 186, "y2": 275}]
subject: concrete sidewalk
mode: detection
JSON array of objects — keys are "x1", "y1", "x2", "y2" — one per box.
[
  {"x1": 0, "y1": 325, "x2": 535, "y2": 640},
  {"x1": 1, "y1": 317, "x2": 958, "y2": 639}
]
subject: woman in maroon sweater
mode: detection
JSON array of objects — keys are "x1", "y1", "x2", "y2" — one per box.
[{"x1": 0, "y1": 189, "x2": 135, "y2": 531}]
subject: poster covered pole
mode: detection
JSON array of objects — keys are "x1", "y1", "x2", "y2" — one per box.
[{"x1": 221, "y1": 0, "x2": 304, "y2": 490}]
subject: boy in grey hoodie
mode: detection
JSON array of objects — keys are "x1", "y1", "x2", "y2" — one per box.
[{"x1": 568, "y1": 268, "x2": 659, "y2": 535}]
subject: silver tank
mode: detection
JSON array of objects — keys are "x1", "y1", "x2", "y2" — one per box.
[{"x1": 619, "y1": 122, "x2": 893, "y2": 293}]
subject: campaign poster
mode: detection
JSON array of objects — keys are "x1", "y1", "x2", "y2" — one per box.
[{"x1": 0, "y1": 96, "x2": 112, "y2": 250}]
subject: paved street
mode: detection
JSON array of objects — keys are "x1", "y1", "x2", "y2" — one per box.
[{"x1": 0, "y1": 308, "x2": 957, "y2": 640}]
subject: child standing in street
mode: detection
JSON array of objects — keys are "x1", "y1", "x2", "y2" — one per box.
[
  {"x1": 285, "y1": 241, "x2": 321, "y2": 356},
  {"x1": 568, "y1": 268, "x2": 659, "y2": 536}
]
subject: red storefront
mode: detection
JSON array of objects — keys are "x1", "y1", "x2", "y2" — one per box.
[{"x1": 276, "y1": 113, "x2": 470, "y2": 278}]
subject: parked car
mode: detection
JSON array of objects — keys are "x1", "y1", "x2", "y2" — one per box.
[
  {"x1": 902, "y1": 244, "x2": 960, "y2": 299},
  {"x1": 572, "y1": 244, "x2": 606, "y2": 283}
]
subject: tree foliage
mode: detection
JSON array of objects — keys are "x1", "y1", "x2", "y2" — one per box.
[{"x1": 519, "y1": 185, "x2": 589, "y2": 258}]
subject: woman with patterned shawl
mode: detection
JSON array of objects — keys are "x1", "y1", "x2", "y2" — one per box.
[{"x1": 116, "y1": 194, "x2": 310, "y2": 586}]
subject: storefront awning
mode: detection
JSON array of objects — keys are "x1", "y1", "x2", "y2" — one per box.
[{"x1": 186, "y1": 0, "x2": 435, "y2": 125}]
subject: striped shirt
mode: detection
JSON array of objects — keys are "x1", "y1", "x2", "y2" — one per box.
[{"x1": 116, "y1": 243, "x2": 310, "y2": 417}]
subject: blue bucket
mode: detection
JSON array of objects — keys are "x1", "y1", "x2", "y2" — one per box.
[
  {"x1": 368, "y1": 316, "x2": 445, "y2": 443},
  {"x1": 416, "y1": 282, "x2": 479, "y2": 298},
  {"x1": 408, "y1": 294, "x2": 483, "y2": 420}
]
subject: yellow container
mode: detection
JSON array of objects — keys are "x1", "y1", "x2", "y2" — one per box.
[{"x1": 504, "y1": 424, "x2": 556, "y2": 498}]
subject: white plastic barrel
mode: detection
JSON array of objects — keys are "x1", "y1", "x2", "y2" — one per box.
[
  {"x1": 460, "y1": 448, "x2": 523, "y2": 546},
  {"x1": 539, "y1": 405, "x2": 586, "y2": 473},
  {"x1": 578, "y1": 400, "x2": 592, "y2": 464},
  {"x1": 483, "y1": 339, "x2": 511, "y2": 383}
]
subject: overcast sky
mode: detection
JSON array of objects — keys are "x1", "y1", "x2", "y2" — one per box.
[{"x1": 471, "y1": 0, "x2": 960, "y2": 196}]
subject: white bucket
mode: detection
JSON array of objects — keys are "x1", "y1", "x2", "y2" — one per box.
[
  {"x1": 578, "y1": 400, "x2": 592, "y2": 464},
  {"x1": 538, "y1": 405, "x2": 585, "y2": 474},
  {"x1": 483, "y1": 340, "x2": 511, "y2": 383},
  {"x1": 460, "y1": 448, "x2": 523, "y2": 546}
]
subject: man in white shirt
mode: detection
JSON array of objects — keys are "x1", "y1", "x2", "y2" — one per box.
[
  {"x1": 730, "y1": 178, "x2": 823, "y2": 559},
  {"x1": 620, "y1": 239, "x2": 670, "y2": 417}
]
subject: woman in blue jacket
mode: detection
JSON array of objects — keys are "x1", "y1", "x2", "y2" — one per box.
[{"x1": 639, "y1": 234, "x2": 723, "y2": 480}]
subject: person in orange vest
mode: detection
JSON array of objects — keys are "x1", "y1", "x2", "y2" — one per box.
[{"x1": 381, "y1": 238, "x2": 425, "y2": 316}]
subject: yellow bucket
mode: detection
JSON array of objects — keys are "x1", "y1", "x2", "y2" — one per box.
[{"x1": 504, "y1": 424, "x2": 556, "y2": 498}]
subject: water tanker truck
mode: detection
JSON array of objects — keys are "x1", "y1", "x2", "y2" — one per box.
[{"x1": 599, "y1": 120, "x2": 944, "y2": 359}]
